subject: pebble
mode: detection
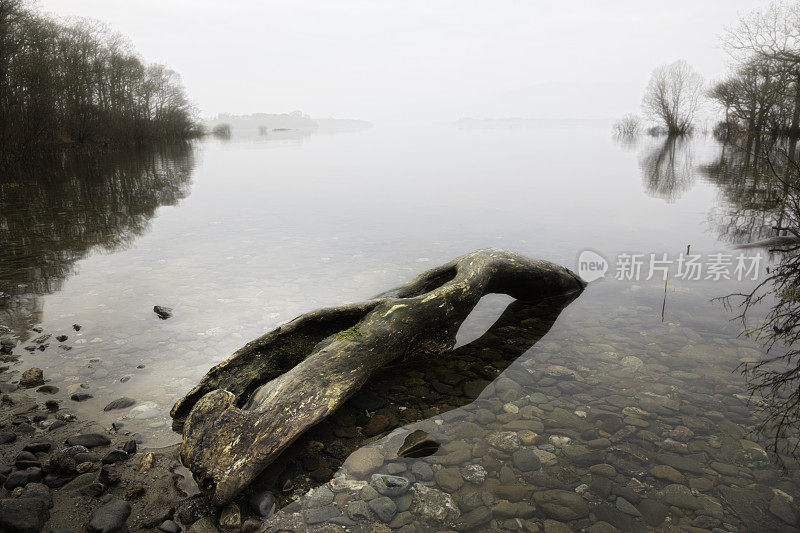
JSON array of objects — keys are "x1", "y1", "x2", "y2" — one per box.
[
  {"x1": 153, "y1": 305, "x2": 173, "y2": 319},
  {"x1": 86, "y1": 499, "x2": 131, "y2": 533},
  {"x1": 99, "y1": 465, "x2": 120, "y2": 485},
  {"x1": 411, "y1": 461, "x2": 433, "y2": 481},
  {"x1": 70, "y1": 393, "x2": 94, "y2": 402},
  {"x1": 248, "y1": 489, "x2": 277, "y2": 517},
  {"x1": 0, "y1": 496, "x2": 50, "y2": 532},
  {"x1": 307, "y1": 486, "x2": 335, "y2": 507},
  {"x1": 533, "y1": 489, "x2": 589, "y2": 520},
  {"x1": 370, "y1": 474, "x2": 410, "y2": 497},
  {"x1": 103, "y1": 397, "x2": 136, "y2": 411},
  {"x1": 487, "y1": 431, "x2": 521, "y2": 452},
  {"x1": 615, "y1": 497, "x2": 642, "y2": 517},
  {"x1": 650, "y1": 464, "x2": 684, "y2": 483},
  {"x1": 518, "y1": 430, "x2": 539, "y2": 445},
  {"x1": 102, "y1": 450, "x2": 129, "y2": 464},
  {"x1": 65, "y1": 434, "x2": 111, "y2": 448},
  {"x1": 660, "y1": 483, "x2": 702, "y2": 510},
  {"x1": 4, "y1": 468, "x2": 43, "y2": 490},
  {"x1": 158, "y1": 520, "x2": 182, "y2": 533},
  {"x1": 219, "y1": 503, "x2": 241, "y2": 528},
  {"x1": 362, "y1": 414, "x2": 390, "y2": 436},
  {"x1": 460, "y1": 464, "x2": 487, "y2": 484},
  {"x1": 368, "y1": 496, "x2": 397, "y2": 522},
  {"x1": 492, "y1": 500, "x2": 517, "y2": 518},
  {"x1": 512, "y1": 448, "x2": 542, "y2": 471},
  {"x1": 588, "y1": 464, "x2": 616, "y2": 477},
  {"x1": 346, "y1": 447, "x2": 383, "y2": 476},
  {"x1": 434, "y1": 467, "x2": 463, "y2": 492},
  {"x1": 19, "y1": 367, "x2": 44, "y2": 388},
  {"x1": 409, "y1": 483, "x2": 460, "y2": 522},
  {"x1": 621, "y1": 355, "x2": 644, "y2": 370}
]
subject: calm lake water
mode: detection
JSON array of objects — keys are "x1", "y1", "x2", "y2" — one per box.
[{"x1": 2, "y1": 121, "x2": 797, "y2": 531}]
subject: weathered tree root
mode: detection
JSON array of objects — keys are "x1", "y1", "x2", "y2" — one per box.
[{"x1": 171, "y1": 249, "x2": 585, "y2": 505}]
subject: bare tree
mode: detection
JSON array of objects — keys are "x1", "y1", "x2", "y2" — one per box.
[
  {"x1": 612, "y1": 113, "x2": 642, "y2": 136},
  {"x1": 717, "y1": 2, "x2": 800, "y2": 136},
  {"x1": 642, "y1": 60, "x2": 704, "y2": 135}
]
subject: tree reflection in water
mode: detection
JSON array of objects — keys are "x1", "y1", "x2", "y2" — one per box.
[
  {"x1": 0, "y1": 144, "x2": 196, "y2": 338},
  {"x1": 638, "y1": 135, "x2": 695, "y2": 202},
  {"x1": 624, "y1": 132, "x2": 800, "y2": 459},
  {"x1": 706, "y1": 138, "x2": 800, "y2": 460}
]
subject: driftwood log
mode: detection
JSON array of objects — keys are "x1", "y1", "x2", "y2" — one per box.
[{"x1": 171, "y1": 249, "x2": 585, "y2": 505}]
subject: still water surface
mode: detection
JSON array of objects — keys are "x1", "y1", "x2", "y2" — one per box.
[{"x1": 1, "y1": 121, "x2": 794, "y2": 530}]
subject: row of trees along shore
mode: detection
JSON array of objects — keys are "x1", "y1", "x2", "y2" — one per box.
[
  {"x1": 616, "y1": 2, "x2": 800, "y2": 139},
  {"x1": 0, "y1": 0, "x2": 201, "y2": 164}
]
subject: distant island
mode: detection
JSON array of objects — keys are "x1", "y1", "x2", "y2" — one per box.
[{"x1": 205, "y1": 112, "x2": 372, "y2": 137}]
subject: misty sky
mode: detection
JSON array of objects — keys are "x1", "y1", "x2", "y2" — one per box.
[{"x1": 39, "y1": 0, "x2": 774, "y2": 122}]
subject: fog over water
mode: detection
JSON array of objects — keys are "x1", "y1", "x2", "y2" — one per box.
[
  {"x1": 8, "y1": 2, "x2": 800, "y2": 531},
  {"x1": 38, "y1": 0, "x2": 773, "y2": 122}
]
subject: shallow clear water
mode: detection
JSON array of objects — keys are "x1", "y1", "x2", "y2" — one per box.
[{"x1": 1, "y1": 121, "x2": 796, "y2": 530}]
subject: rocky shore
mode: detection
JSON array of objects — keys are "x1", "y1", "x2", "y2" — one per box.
[
  {"x1": 4, "y1": 293, "x2": 800, "y2": 533},
  {"x1": 0, "y1": 384, "x2": 189, "y2": 533}
]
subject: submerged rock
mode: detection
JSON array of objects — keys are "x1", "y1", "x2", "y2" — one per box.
[
  {"x1": 487, "y1": 431, "x2": 521, "y2": 453},
  {"x1": 533, "y1": 489, "x2": 589, "y2": 521},
  {"x1": 345, "y1": 447, "x2": 384, "y2": 477},
  {"x1": 660, "y1": 484, "x2": 701, "y2": 510},
  {"x1": 397, "y1": 430, "x2": 440, "y2": 458},
  {"x1": 153, "y1": 305, "x2": 173, "y2": 319},
  {"x1": 512, "y1": 448, "x2": 542, "y2": 471},
  {"x1": 362, "y1": 414, "x2": 390, "y2": 436},
  {"x1": 370, "y1": 474, "x2": 410, "y2": 497},
  {"x1": 459, "y1": 464, "x2": 487, "y2": 484},
  {"x1": 70, "y1": 393, "x2": 93, "y2": 402},
  {"x1": 103, "y1": 397, "x2": 136, "y2": 411},
  {"x1": 409, "y1": 483, "x2": 460, "y2": 523},
  {"x1": 368, "y1": 496, "x2": 397, "y2": 522}
]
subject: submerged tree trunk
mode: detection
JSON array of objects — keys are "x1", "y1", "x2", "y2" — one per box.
[{"x1": 171, "y1": 249, "x2": 586, "y2": 505}]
